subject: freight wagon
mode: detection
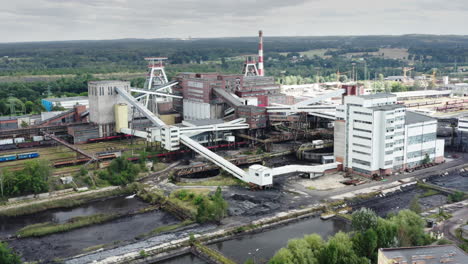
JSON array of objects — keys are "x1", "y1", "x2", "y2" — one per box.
[{"x1": 0, "y1": 152, "x2": 40, "y2": 163}]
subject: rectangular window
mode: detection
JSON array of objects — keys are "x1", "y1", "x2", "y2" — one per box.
[
  {"x1": 352, "y1": 150, "x2": 370, "y2": 156},
  {"x1": 352, "y1": 158, "x2": 371, "y2": 166},
  {"x1": 354, "y1": 128, "x2": 372, "y2": 133},
  {"x1": 355, "y1": 120, "x2": 372, "y2": 125},
  {"x1": 352, "y1": 167, "x2": 371, "y2": 175},
  {"x1": 354, "y1": 135, "x2": 371, "y2": 140},
  {"x1": 353, "y1": 143, "x2": 371, "y2": 149},
  {"x1": 353, "y1": 111, "x2": 372, "y2": 116}
]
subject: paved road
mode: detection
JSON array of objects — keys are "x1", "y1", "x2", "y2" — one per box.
[
  {"x1": 439, "y1": 206, "x2": 468, "y2": 243},
  {"x1": 304, "y1": 154, "x2": 468, "y2": 200}
]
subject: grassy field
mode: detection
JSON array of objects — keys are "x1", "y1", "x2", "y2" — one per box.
[
  {"x1": 343, "y1": 48, "x2": 409, "y2": 60},
  {"x1": 176, "y1": 175, "x2": 244, "y2": 187}
]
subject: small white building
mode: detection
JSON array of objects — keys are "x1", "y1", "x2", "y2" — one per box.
[
  {"x1": 335, "y1": 93, "x2": 444, "y2": 177},
  {"x1": 41, "y1": 96, "x2": 89, "y2": 111}
]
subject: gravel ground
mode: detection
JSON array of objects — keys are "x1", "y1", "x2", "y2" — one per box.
[
  {"x1": 297, "y1": 173, "x2": 347, "y2": 190},
  {"x1": 65, "y1": 224, "x2": 217, "y2": 264}
]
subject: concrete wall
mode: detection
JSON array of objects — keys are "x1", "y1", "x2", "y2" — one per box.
[
  {"x1": 88, "y1": 80, "x2": 131, "y2": 137},
  {"x1": 333, "y1": 120, "x2": 345, "y2": 163}
]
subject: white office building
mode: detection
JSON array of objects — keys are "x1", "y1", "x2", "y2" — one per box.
[{"x1": 334, "y1": 93, "x2": 445, "y2": 177}]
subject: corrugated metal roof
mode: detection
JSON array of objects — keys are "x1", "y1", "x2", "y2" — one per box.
[
  {"x1": 358, "y1": 93, "x2": 396, "y2": 99},
  {"x1": 44, "y1": 96, "x2": 88, "y2": 102},
  {"x1": 405, "y1": 111, "x2": 435, "y2": 124}
]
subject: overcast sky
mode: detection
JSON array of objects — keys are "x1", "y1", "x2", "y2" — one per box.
[{"x1": 2, "y1": 0, "x2": 467, "y2": 43}]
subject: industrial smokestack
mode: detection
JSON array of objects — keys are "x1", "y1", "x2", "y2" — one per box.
[{"x1": 258, "y1": 30, "x2": 264, "y2": 76}]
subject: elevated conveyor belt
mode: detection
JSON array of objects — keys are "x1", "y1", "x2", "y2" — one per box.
[
  {"x1": 115, "y1": 86, "x2": 166, "y2": 127},
  {"x1": 42, "y1": 131, "x2": 97, "y2": 161},
  {"x1": 179, "y1": 135, "x2": 247, "y2": 180},
  {"x1": 213, "y1": 88, "x2": 244, "y2": 107},
  {"x1": 271, "y1": 163, "x2": 339, "y2": 177},
  {"x1": 130, "y1": 88, "x2": 183, "y2": 98},
  {"x1": 294, "y1": 89, "x2": 345, "y2": 106}
]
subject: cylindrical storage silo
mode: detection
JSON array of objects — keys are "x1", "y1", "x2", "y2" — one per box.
[{"x1": 114, "y1": 103, "x2": 128, "y2": 133}]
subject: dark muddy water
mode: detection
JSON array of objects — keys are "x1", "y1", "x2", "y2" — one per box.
[
  {"x1": 8, "y1": 198, "x2": 179, "y2": 262},
  {"x1": 209, "y1": 217, "x2": 349, "y2": 264},
  {"x1": 0, "y1": 195, "x2": 147, "y2": 238},
  {"x1": 160, "y1": 216, "x2": 348, "y2": 264}
]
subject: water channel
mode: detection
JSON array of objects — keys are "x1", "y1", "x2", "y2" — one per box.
[
  {"x1": 157, "y1": 216, "x2": 349, "y2": 264},
  {"x1": 5, "y1": 196, "x2": 179, "y2": 262},
  {"x1": 0, "y1": 195, "x2": 148, "y2": 238}
]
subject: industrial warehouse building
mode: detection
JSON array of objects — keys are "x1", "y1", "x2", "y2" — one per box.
[
  {"x1": 334, "y1": 93, "x2": 445, "y2": 177},
  {"x1": 378, "y1": 245, "x2": 468, "y2": 264},
  {"x1": 41, "y1": 96, "x2": 89, "y2": 111}
]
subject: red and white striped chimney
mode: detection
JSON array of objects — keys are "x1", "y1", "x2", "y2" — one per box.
[{"x1": 258, "y1": 30, "x2": 264, "y2": 76}]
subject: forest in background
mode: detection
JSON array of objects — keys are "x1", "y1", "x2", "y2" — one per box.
[{"x1": 0, "y1": 35, "x2": 468, "y2": 116}]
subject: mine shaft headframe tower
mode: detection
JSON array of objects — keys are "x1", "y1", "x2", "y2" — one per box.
[
  {"x1": 142, "y1": 57, "x2": 171, "y2": 111},
  {"x1": 242, "y1": 55, "x2": 259, "y2": 76},
  {"x1": 144, "y1": 57, "x2": 169, "y2": 90}
]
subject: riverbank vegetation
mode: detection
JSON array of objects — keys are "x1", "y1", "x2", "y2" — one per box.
[
  {"x1": 16, "y1": 213, "x2": 118, "y2": 238},
  {"x1": 0, "y1": 242, "x2": 21, "y2": 264},
  {"x1": 136, "y1": 220, "x2": 194, "y2": 240},
  {"x1": 170, "y1": 187, "x2": 228, "y2": 223},
  {"x1": 0, "y1": 184, "x2": 137, "y2": 217},
  {"x1": 269, "y1": 209, "x2": 433, "y2": 264}
]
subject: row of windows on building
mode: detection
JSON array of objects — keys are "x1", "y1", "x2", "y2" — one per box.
[
  {"x1": 407, "y1": 148, "x2": 435, "y2": 159},
  {"x1": 352, "y1": 167, "x2": 371, "y2": 175},
  {"x1": 352, "y1": 150, "x2": 370, "y2": 156},
  {"x1": 353, "y1": 111, "x2": 372, "y2": 116},
  {"x1": 352, "y1": 158, "x2": 371, "y2": 166},
  {"x1": 354, "y1": 120, "x2": 372, "y2": 125},
  {"x1": 90, "y1": 85, "x2": 127, "y2": 96},
  {"x1": 407, "y1": 133, "x2": 437, "y2": 145}
]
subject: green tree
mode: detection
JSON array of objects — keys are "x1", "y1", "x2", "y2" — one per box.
[
  {"x1": 211, "y1": 186, "x2": 228, "y2": 222},
  {"x1": 391, "y1": 210, "x2": 431, "y2": 246},
  {"x1": 0, "y1": 242, "x2": 21, "y2": 264},
  {"x1": 269, "y1": 248, "x2": 295, "y2": 264},
  {"x1": 286, "y1": 238, "x2": 315, "y2": 264},
  {"x1": 351, "y1": 208, "x2": 378, "y2": 232},
  {"x1": 374, "y1": 218, "x2": 397, "y2": 249},
  {"x1": 421, "y1": 153, "x2": 431, "y2": 165},
  {"x1": 100, "y1": 157, "x2": 140, "y2": 185},
  {"x1": 352, "y1": 229, "x2": 378, "y2": 261},
  {"x1": 409, "y1": 196, "x2": 422, "y2": 214},
  {"x1": 24, "y1": 101, "x2": 35, "y2": 113},
  {"x1": 318, "y1": 232, "x2": 367, "y2": 264},
  {"x1": 391, "y1": 82, "x2": 407, "y2": 92}
]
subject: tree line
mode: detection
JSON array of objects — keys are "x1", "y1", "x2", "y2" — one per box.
[{"x1": 268, "y1": 208, "x2": 433, "y2": 264}]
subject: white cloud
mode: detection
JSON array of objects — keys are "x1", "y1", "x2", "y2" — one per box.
[{"x1": 0, "y1": 0, "x2": 466, "y2": 42}]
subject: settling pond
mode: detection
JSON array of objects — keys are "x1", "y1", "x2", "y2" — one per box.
[{"x1": 5, "y1": 195, "x2": 179, "y2": 262}]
